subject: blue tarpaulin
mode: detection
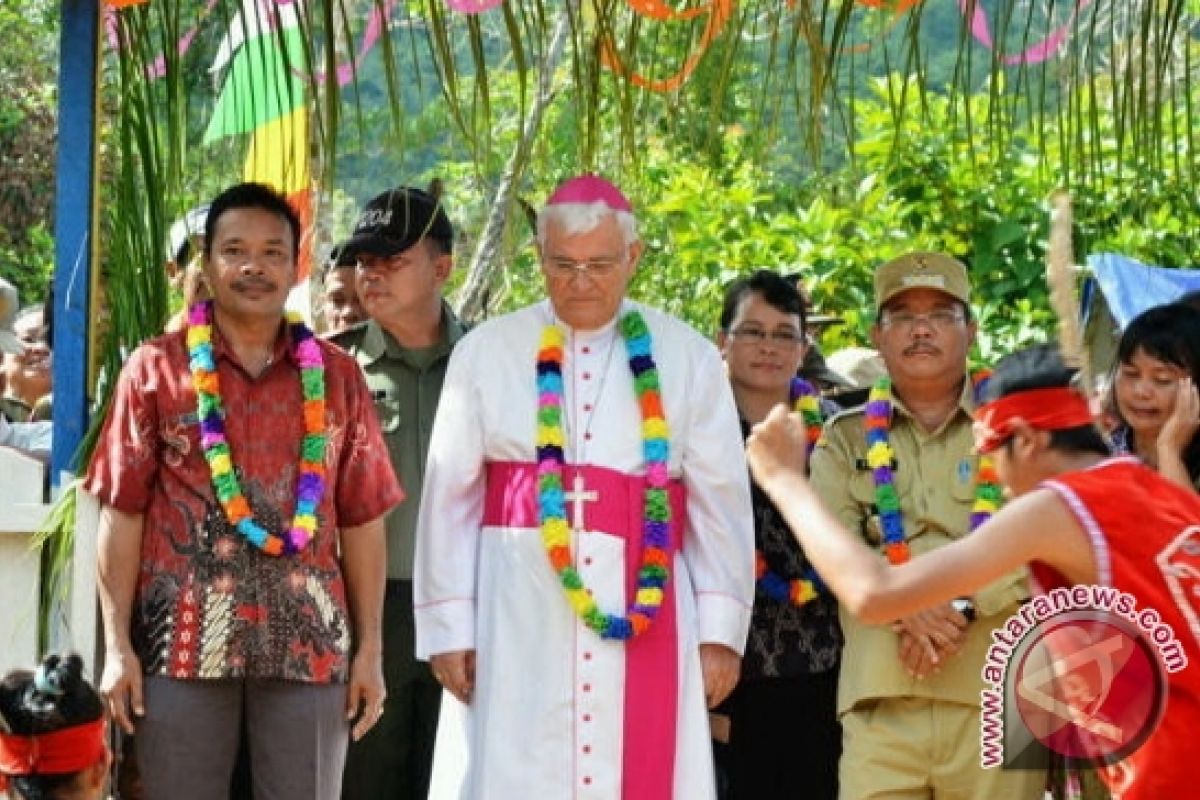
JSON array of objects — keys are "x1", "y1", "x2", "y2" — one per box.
[
  {"x1": 1081, "y1": 253, "x2": 1200, "y2": 376},
  {"x1": 1083, "y1": 253, "x2": 1200, "y2": 328}
]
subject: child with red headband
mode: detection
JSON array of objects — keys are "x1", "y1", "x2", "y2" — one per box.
[
  {"x1": 746, "y1": 343, "x2": 1200, "y2": 799},
  {"x1": 0, "y1": 654, "x2": 109, "y2": 800}
]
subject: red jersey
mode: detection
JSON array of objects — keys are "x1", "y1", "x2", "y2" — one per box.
[{"x1": 1035, "y1": 457, "x2": 1200, "y2": 799}]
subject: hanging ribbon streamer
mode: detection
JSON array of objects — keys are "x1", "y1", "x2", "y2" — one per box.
[
  {"x1": 146, "y1": 0, "x2": 221, "y2": 79},
  {"x1": 312, "y1": 0, "x2": 402, "y2": 87},
  {"x1": 625, "y1": 0, "x2": 715, "y2": 21},
  {"x1": 104, "y1": 1, "x2": 220, "y2": 82},
  {"x1": 855, "y1": 0, "x2": 922, "y2": 10},
  {"x1": 601, "y1": 0, "x2": 736, "y2": 93},
  {"x1": 959, "y1": 0, "x2": 1092, "y2": 66},
  {"x1": 447, "y1": 0, "x2": 503, "y2": 13},
  {"x1": 827, "y1": 0, "x2": 1086, "y2": 63}
]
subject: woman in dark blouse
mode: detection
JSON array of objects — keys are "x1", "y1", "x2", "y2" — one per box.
[{"x1": 714, "y1": 271, "x2": 843, "y2": 799}]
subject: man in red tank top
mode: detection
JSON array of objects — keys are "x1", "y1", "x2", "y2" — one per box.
[{"x1": 745, "y1": 343, "x2": 1200, "y2": 799}]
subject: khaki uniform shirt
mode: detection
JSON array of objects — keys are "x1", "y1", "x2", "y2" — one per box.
[
  {"x1": 332, "y1": 303, "x2": 468, "y2": 580},
  {"x1": 809, "y1": 376, "x2": 1029, "y2": 713}
]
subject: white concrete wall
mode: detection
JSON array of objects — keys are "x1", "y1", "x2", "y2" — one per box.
[
  {"x1": 70, "y1": 488, "x2": 101, "y2": 679},
  {"x1": 0, "y1": 449, "x2": 51, "y2": 674}
]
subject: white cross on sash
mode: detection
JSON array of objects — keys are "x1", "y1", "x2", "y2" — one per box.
[{"x1": 564, "y1": 471, "x2": 600, "y2": 534}]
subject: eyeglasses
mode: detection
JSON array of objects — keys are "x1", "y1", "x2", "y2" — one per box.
[
  {"x1": 880, "y1": 309, "x2": 965, "y2": 331},
  {"x1": 728, "y1": 327, "x2": 805, "y2": 347},
  {"x1": 546, "y1": 256, "x2": 623, "y2": 277}
]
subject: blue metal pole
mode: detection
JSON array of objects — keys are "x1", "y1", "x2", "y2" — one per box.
[{"x1": 51, "y1": 0, "x2": 100, "y2": 485}]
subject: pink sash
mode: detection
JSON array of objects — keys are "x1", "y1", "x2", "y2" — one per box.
[{"x1": 483, "y1": 461, "x2": 685, "y2": 800}]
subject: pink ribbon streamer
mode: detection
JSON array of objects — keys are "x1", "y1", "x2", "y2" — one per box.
[
  {"x1": 311, "y1": 0, "x2": 402, "y2": 87},
  {"x1": 105, "y1": 0, "x2": 227, "y2": 80},
  {"x1": 959, "y1": 0, "x2": 1092, "y2": 66},
  {"x1": 107, "y1": 0, "x2": 392, "y2": 89},
  {"x1": 447, "y1": 0, "x2": 504, "y2": 13},
  {"x1": 148, "y1": 0, "x2": 221, "y2": 79},
  {"x1": 108, "y1": 0, "x2": 1089, "y2": 93}
]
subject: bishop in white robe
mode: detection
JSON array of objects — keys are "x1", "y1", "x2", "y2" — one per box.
[{"x1": 414, "y1": 176, "x2": 755, "y2": 800}]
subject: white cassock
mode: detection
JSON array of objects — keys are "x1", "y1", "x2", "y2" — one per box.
[{"x1": 414, "y1": 299, "x2": 754, "y2": 800}]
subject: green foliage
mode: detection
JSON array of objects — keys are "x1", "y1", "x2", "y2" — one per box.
[
  {"x1": 0, "y1": 225, "x2": 54, "y2": 307},
  {"x1": 453, "y1": 80, "x2": 1050, "y2": 362},
  {"x1": 450, "y1": 66, "x2": 1200, "y2": 372},
  {"x1": 0, "y1": 0, "x2": 58, "y2": 305},
  {"x1": 632, "y1": 132, "x2": 803, "y2": 335},
  {"x1": 843, "y1": 76, "x2": 1059, "y2": 362},
  {"x1": 33, "y1": 482, "x2": 77, "y2": 654}
]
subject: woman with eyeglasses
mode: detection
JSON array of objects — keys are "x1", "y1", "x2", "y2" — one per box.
[{"x1": 714, "y1": 269, "x2": 842, "y2": 800}]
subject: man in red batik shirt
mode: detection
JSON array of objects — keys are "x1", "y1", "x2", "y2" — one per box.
[{"x1": 85, "y1": 182, "x2": 404, "y2": 800}]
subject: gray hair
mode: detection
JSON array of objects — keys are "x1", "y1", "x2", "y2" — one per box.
[
  {"x1": 14, "y1": 306, "x2": 44, "y2": 327},
  {"x1": 536, "y1": 201, "x2": 639, "y2": 249}
]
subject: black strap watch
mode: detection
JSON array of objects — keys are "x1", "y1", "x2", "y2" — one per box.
[{"x1": 951, "y1": 597, "x2": 977, "y2": 624}]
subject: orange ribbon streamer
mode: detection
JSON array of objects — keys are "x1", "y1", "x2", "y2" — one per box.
[
  {"x1": 602, "y1": 0, "x2": 736, "y2": 93},
  {"x1": 604, "y1": 0, "x2": 921, "y2": 92},
  {"x1": 855, "y1": 0, "x2": 922, "y2": 10},
  {"x1": 626, "y1": 0, "x2": 712, "y2": 21}
]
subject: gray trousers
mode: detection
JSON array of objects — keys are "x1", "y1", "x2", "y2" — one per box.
[
  {"x1": 341, "y1": 581, "x2": 440, "y2": 800},
  {"x1": 137, "y1": 676, "x2": 348, "y2": 800}
]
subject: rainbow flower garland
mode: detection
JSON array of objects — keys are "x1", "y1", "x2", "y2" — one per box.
[
  {"x1": 865, "y1": 371, "x2": 1000, "y2": 565},
  {"x1": 187, "y1": 300, "x2": 327, "y2": 556},
  {"x1": 535, "y1": 311, "x2": 671, "y2": 640},
  {"x1": 755, "y1": 378, "x2": 827, "y2": 608},
  {"x1": 792, "y1": 376, "x2": 824, "y2": 452}
]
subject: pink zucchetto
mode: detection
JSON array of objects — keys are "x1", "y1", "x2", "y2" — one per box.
[{"x1": 545, "y1": 175, "x2": 633, "y2": 213}]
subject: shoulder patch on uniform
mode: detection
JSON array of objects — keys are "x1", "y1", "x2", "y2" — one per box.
[{"x1": 823, "y1": 405, "x2": 865, "y2": 429}]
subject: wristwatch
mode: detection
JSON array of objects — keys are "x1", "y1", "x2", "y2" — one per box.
[{"x1": 951, "y1": 597, "x2": 977, "y2": 624}]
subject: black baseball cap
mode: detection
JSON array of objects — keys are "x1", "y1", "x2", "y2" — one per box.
[{"x1": 332, "y1": 187, "x2": 453, "y2": 264}]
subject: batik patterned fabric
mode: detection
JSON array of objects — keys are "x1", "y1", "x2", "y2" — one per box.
[
  {"x1": 740, "y1": 414, "x2": 842, "y2": 679},
  {"x1": 84, "y1": 325, "x2": 404, "y2": 682}
]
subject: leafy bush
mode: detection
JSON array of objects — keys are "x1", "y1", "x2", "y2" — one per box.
[
  {"x1": 0, "y1": 1, "x2": 58, "y2": 305},
  {"x1": 474, "y1": 72, "x2": 1200, "y2": 371}
]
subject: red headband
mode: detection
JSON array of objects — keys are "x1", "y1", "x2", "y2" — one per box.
[
  {"x1": 973, "y1": 387, "x2": 1094, "y2": 454},
  {"x1": 0, "y1": 718, "x2": 106, "y2": 791}
]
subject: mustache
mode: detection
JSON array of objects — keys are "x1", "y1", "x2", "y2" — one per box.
[
  {"x1": 232, "y1": 278, "x2": 278, "y2": 292},
  {"x1": 904, "y1": 343, "x2": 941, "y2": 356}
]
